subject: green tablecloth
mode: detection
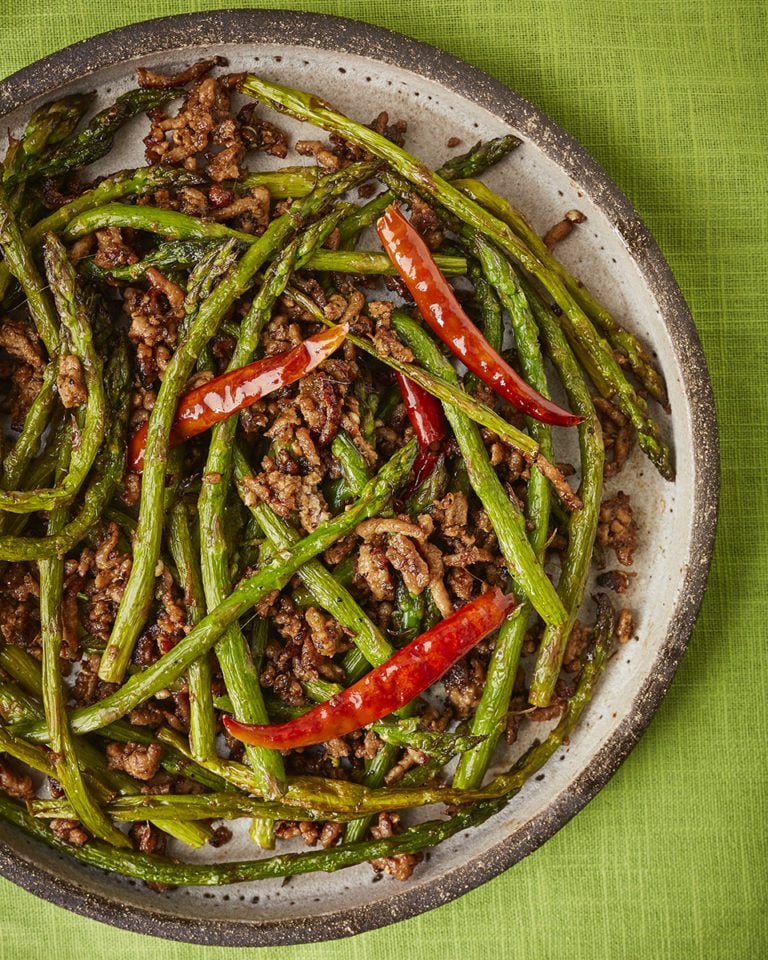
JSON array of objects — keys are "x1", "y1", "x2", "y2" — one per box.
[{"x1": 1, "y1": 1, "x2": 765, "y2": 957}]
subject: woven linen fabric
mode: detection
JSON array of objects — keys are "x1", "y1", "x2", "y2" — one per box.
[{"x1": 0, "y1": 0, "x2": 765, "y2": 957}]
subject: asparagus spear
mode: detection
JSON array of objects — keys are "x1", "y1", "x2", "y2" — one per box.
[
  {"x1": 454, "y1": 238, "x2": 554, "y2": 787},
  {"x1": 239, "y1": 73, "x2": 672, "y2": 479},
  {"x1": 303, "y1": 248, "x2": 466, "y2": 275},
  {"x1": 329, "y1": 429, "x2": 373, "y2": 506},
  {"x1": 465, "y1": 260, "x2": 503, "y2": 373},
  {"x1": 166, "y1": 500, "x2": 216, "y2": 763},
  {"x1": 0, "y1": 726, "x2": 56, "y2": 778},
  {"x1": 0, "y1": 644, "x2": 43, "y2": 696},
  {"x1": 0, "y1": 432, "x2": 63, "y2": 541},
  {"x1": 0, "y1": 340, "x2": 130, "y2": 560},
  {"x1": 439, "y1": 135, "x2": 522, "y2": 179},
  {"x1": 390, "y1": 577, "x2": 426, "y2": 642},
  {"x1": 154, "y1": 726, "x2": 514, "y2": 817},
  {"x1": 242, "y1": 137, "x2": 519, "y2": 211},
  {"x1": 242, "y1": 165, "x2": 318, "y2": 197},
  {"x1": 28, "y1": 793, "x2": 353, "y2": 825},
  {"x1": 80, "y1": 238, "x2": 217, "y2": 283},
  {"x1": 0, "y1": 235, "x2": 106, "y2": 514},
  {"x1": 0, "y1": 680, "x2": 42, "y2": 723},
  {"x1": 404, "y1": 453, "x2": 449, "y2": 515},
  {"x1": 30, "y1": 166, "x2": 203, "y2": 239},
  {"x1": 39, "y1": 438, "x2": 130, "y2": 849},
  {"x1": 0, "y1": 790, "x2": 504, "y2": 885},
  {"x1": 2, "y1": 93, "x2": 95, "y2": 225},
  {"x1": 60, "y1": 155, "x2": 376, "y2": 248},
  {"x1": 372, "y1": 719, "x2": 486, "y2": 765},
  {"x1": 62, "y1": 203, "x2": 466, "y2": 276},
  {"x1": 526, "y1": 285, "x2": 605, "y2": 706},
  {"x1": 3, "y1": 93, "x2": 94, "y2": 182},
  {"x1": 63, "y1": 201, "x2": 257, "y2": 245},
  {"x1": 337, "y1": 134, "x2": 521, "y2": 246},
  {"x1": 21, "y1": 88, "x2": 183, "y2": 181},
  {"x1": 0, "y1": 182, "x2": 59, "y2": 354}
]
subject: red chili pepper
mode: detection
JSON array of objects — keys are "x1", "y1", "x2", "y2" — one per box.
[
  {"x1": 376, "y1": 205, "x2": 582, "y2": 428},
  {"x1": 223, "y1": 587, "x2": 515, "y2": 750},
  {"x1": 410, "y1": 449, "x2": 440, "y2": 488},
  {"x1": 128, "y1": 323, "x2": 349, "y2": 472},
  {"x1": 394, "y1": 371, "x2": 446, "y2": 453}
]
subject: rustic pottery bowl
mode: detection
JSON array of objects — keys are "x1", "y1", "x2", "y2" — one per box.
[{"x1": 0, "y1": 9, "x2": 718, "y2": 946}]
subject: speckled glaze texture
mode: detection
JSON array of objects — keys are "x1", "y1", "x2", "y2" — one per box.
[{"x1": 0, "y1": 9, "x2": 718, "y2": 947}]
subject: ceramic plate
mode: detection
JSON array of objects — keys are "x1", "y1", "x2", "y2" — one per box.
[{"x1": 0, "y1": 9, "x2": 718, "y2": 947}]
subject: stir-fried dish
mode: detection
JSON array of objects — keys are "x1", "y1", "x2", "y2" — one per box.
[{"x1": 0, "y1": 58, "x2": 670, "y2": 886}]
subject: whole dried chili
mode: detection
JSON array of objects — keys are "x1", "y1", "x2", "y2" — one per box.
[
  {"x1": 394, "y1": 370, "x2": 447, "y2": 492},
  {"x1": 376, "y1": 205, "x2": 582, "y2": 427},
  {"x1": 394, "y1": 371, "x2": 446, "y2": 452},
  {"x1": 129, "y1": 323, "x2": 349, "y2": 471},
  {"x1": 223, "y1": 587, "x2": 516, "y2": 749}
]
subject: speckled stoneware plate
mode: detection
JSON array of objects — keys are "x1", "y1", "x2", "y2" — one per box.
[{"x1": 0, "y1": 8, "x2": 718, "y2": 947}]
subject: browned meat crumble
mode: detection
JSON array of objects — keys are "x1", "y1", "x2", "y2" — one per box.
[
  {"x1": 93, "y1": 226, "x2": 138, "y2": 269},
  {"x1": 0, "y1": 317, "x2": 45, "y2": 428},
  {"x1": 105, "y1": 742, "x2": 164, "y2": 781},
  {"x1": 0, "y1": 758, "x2": 34, "y2": 800},
  {"x1": 56, "y1": 354, "x2": 87, "y2": 408},
  {"x1": 616, "y1": 607, "x2": 636, "y2": 644},
  {"x1": 596, "y1": 569, "x2": 635, "y2": 593},
  {"x1": 49, "y1": 818, "x2": 89, "y2": 847},
  {"x1": 0, "y1": 564, "x2": 41, "y2": 656},
  {"x1": 130, "y1": 820, "x2": 167, "y2": 856},
  {"x1": 369, "y1": 812, "x2": 423, "y2": 880},
  {"x1": 137, "y1": 56, "x2": 228, "y2": 91},
  {"x1": 594, "y1": 395, "x2": 635, "y2": 477},
  {"x1": 598, "y1": 491, "x2": 638, "y2": 566}
]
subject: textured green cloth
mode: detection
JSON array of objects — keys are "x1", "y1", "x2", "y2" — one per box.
[{"x1": 0, "y1": 0, "x2": 766, "y2": 957}]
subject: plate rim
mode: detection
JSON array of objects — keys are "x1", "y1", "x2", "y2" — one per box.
[{"x1": 0, "y1": 7, "x2": 719, "y2": 947}]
